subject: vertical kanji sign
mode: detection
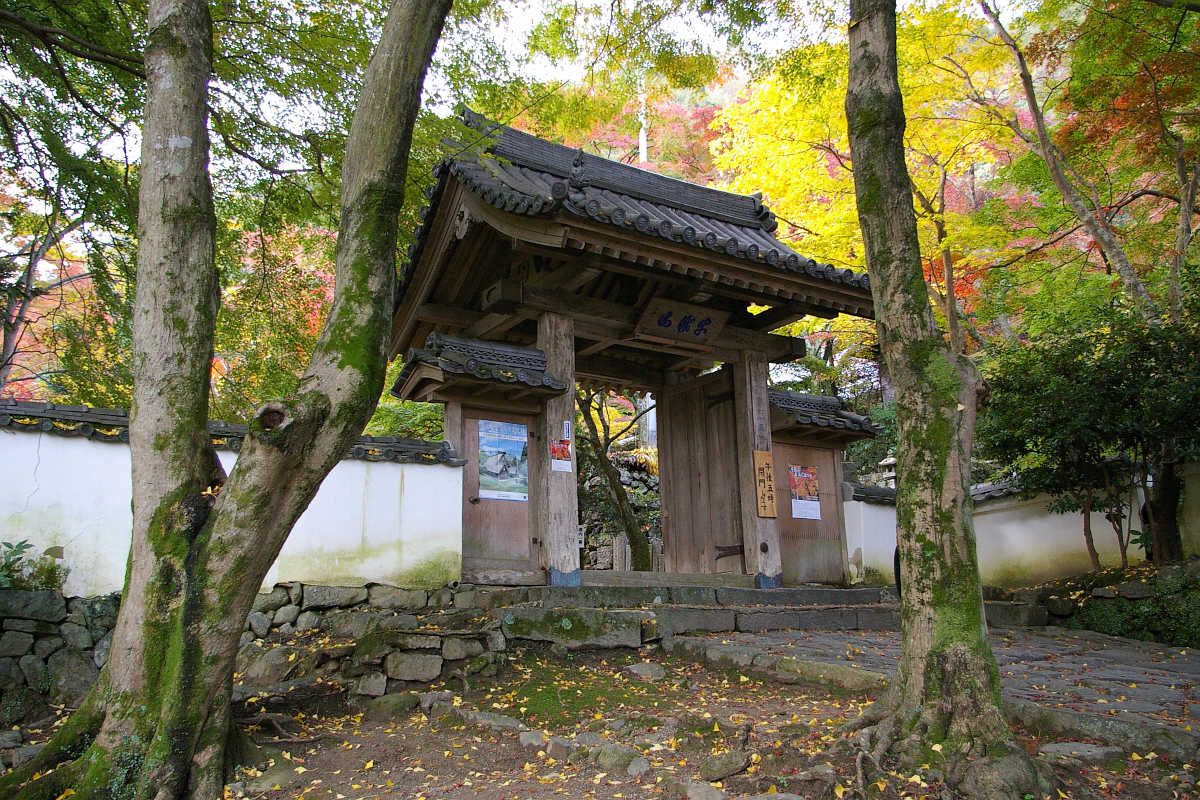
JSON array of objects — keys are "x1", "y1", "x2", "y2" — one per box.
[{"x1": 752, "y1": 449, "x2": 777, "y2": 518}]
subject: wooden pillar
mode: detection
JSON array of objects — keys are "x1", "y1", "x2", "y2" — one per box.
[
  {"x1": 831, "y1": 450, "x2": 852, "y2": 585},
  {"x1": 733, "y1": 359, "x2": 783, "y2": 588},
  {"x1": 656, "y1": 384, "x2": 682, "y2": 572},
  {"x1": 443, "y1": 400, "x2": 463, "y2": 452},
  {"x1": 533, "y1": 312, "x2": 580, "y2": 585}
]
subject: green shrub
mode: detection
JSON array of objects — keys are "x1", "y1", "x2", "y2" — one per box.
[
  {"x1": 0, "y1": 540, "x2": 33, "y2": 587},
  {"x1": 0, "y1": 540, "x2": 70, "y2": 591},
  {"x1": 1051, "y1": 563, "x2": 1200, "y2": 648}
]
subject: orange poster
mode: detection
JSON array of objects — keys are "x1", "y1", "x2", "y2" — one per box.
[{"x1": 788, "y1": 464, "x2": 821, "y2": 520}]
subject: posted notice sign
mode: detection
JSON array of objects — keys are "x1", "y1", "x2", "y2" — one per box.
[
  {"x1": 477, "y1": 420, "x2": 528, "y2": 501},
  {"x1": 788, "y1": 464, "x2": 821, "y2": 520}
]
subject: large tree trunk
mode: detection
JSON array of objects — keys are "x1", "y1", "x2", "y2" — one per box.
[
  {"x1": 596, "y1": 454, "x2": 652, "y2": 572},
  {"x1": 1103, "y1": 465, "x2": 1131, "y2": 567},
  {"x1": 843, "y1": 0, "x2": 1046, "y2": 796},
  {"x1": 0, "y1": 2, "x2": 451, "y2": 799},
  {"x1": 1114, "y1": 516, "x2": 1130, "y2": 569}
]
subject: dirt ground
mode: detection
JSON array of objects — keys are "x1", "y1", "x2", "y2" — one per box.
[{"x1": 221, "y1": 646, "x2": 1198, "y2": 800}]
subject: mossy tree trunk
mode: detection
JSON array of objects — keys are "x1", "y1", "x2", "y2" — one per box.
[
  {"x1": 843, "y1": 0, "x2": 1046, "y2": 796},
  {"x1": 0, "y1": 2, "x2": 451, "y2": 799}
]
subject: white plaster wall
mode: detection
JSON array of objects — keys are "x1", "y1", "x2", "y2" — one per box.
[
  {"x1": 266, "y1": 456, "x2": 463, "y2": 589},
  {"x1": 844, "y1": 492, "x2": 1142, "y2": 587},
  {"x1": 1181, "y1": 463, "x2": 1200, "y2": 558},
  {"x1": 0, "y1": 429, "x2": 463, "y2": 595},
  {"x1": 843, "y1": 498, "x2": 896, "y2": 583},
  {"x1": 0, "y1": 430, "x2": 133, "y2": 596},
  {"x1": 973, "y1": 494, "x2": 1137, "y2": 585}
]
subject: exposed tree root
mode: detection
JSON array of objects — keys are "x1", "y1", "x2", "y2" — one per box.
[
  {"x1": 258, "y1": 734, "x2": 329, "y2": 745},
  {"x1": 0, "y1": 690, "x2": 104, "y2": 798},
  {"x1": 1, "y1": 678, "x2": 234, "y2": 800},
  {"x1": 240, "y1": 712, "x2": 301, "y2": 738},
  {"x1": 4, "y1": 757, "x2": 83, "y2": 800},
  {"x1": 842, "y1": 645, "x2": 1053, "y2": 799}
]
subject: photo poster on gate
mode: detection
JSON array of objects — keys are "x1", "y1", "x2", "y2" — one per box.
[
  {"x1": 477, "y1": 419, "x2": 529, "y2": 501},
  {"x1": 788, "y1": 464, "x2": 821, "y2": 520},
  {"x1": 550, "y1": 419, "x2": 573, "y2": 472}
]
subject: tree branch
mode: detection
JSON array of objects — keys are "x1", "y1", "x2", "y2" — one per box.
[
  {"x1": 1116, "y1": 186, "x2": 1200, "y2": 214},
  {"x1": 608, "y1": 400, "x2": 656, "y2": 445},
  {"x1": 1143, "y1": 0, "x2": 1200, "y2": 13},
  {"x1": 0, "y1": 9, "x2": 144, "y2": 77},
  {"x1": 978, "y1": 0, "x2": 1161, "y2": 323}
]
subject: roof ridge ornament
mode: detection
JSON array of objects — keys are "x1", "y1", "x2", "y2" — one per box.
[
  {"x1": 550, "y1": 148, "x2": 590, "y2": 210},
  {"x1": 749, "y1": 190, "x2": 779, "y2": 233},
  {"x1": 458, "y1": 104, "x2": 501, "y2": 142},
  {"x1": 568, "y1": 148, "x2": 588, "y2": 203}
]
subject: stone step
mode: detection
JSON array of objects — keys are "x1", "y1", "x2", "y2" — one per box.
[
  {"x1": 491, "y1": 600, "x2": 1046, "y2": 649},
  {"x1": 492, "y1": 606, "x2": 647, "y2": 649},
  {"x1": 580, "y1": 570, "x2": 756, "y2": 588},
  {"x1": 530, "y1": 585, "x2": 890, "y2": 609},
  {"x1": 984, "y1": 600, "x2": 1048, "y2": 628},
  {"x1": 653, "y1": 605, "x2": 902, "y2": 637},
  {"x1": 661, "y1": 636, "x2": 889, "y2": 692}
]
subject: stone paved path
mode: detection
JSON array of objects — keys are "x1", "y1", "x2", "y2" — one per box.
[{"x1": 675, "y1": 625, "x2": 1200, "y2": 760}]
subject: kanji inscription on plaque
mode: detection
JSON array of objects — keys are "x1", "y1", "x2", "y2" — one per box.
[{"x1": 752, "y1": 450, "x2": 777, "y2": 518}]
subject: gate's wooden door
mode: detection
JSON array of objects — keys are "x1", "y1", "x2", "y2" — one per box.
[
  {"x1": 658, "y1": 372, "x2": 743, "y2": 574},
  {"x1": 772, "y1": 443, "x2": 849, "y2": 584},
  {"x1": 461, "y1": 409, "x2": 536, "y2": 578}
]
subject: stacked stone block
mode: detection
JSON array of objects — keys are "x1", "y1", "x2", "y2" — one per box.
[{"x1": 0, "y1": 590, "x2": 118, "y2": 713}]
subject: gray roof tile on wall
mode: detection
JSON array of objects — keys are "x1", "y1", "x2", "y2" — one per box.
[
  {"x1": 768, "y1": 389, "x2": 881, "y2": 436},
  {"x1": 0, "y1": 399, "x2": 464, "y2": 466},
  {"x1": 849, "y1": 480, "x2": 1023, "y2": 506},
  {"x1": 393, "y1": 332, "x2": 570, "y2": 396}
]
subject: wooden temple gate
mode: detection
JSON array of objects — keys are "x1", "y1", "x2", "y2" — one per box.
[{"x1": 390, "y1": 109, "x2": 877, "y2": 588}]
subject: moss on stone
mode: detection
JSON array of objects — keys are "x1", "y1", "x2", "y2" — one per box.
[
  {"x1": 500, "y1": 608, "x2": 646, "y2": 649},
  {"x1": 386, "y1": 550, "x2": 461, "y2": 590},
  {"x1": 274, "y1": 543, "x2": 460, "y2": 592}
]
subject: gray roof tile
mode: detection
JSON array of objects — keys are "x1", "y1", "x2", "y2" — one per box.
[
  {"x1": 0, "y1": 399, "x2": 464, "y2": 466},
  {"x1": 394, "y1": 332, "x2": 569, "y2": 395},
  {"x1": 768, "y1": 389, "x2": 881, "y2": 436},
  {"x1": 849, "y1": 480, "x2": 1023, "y2": 506},
  {"x1": 402, "y1": 109, "x2": 871, "y2": 297}
]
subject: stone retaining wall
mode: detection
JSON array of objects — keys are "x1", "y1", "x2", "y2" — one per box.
[
  {"x1": 235, "y1": 613, "x2": 507, "y2": 700},
  {"x1": 1040, "y1": 561, "x2": 1200, "y2": 647},
  {"x1": 0, "y1": 589, "x2": 118, "y2": 717},
  {"x1": 236, "y1": 582, "x2": 511, "y2": 696},
  {"x1": 241, "y1": 580, "x2": 474, "y2": 640},
  {"x1": 0, "y1": 582, "x2": 515, "y2": 724}
]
